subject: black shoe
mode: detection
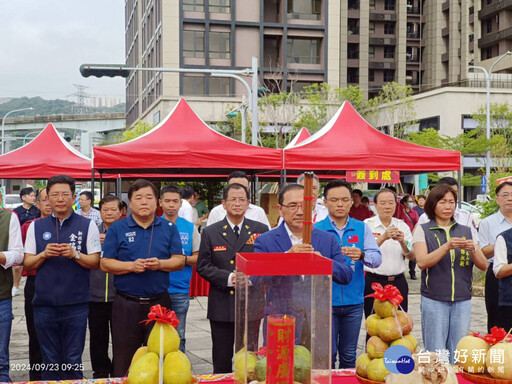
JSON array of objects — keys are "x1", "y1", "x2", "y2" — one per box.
[{"x1": 410, "y1": 273, "x2": 417, "y2": 280}]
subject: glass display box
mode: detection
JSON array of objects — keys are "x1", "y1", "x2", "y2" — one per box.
[{"x1": 234, "y1": 252, "x2": 333, "y2": 384}]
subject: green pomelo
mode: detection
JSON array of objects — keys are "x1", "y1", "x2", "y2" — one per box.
[
  {"x1": 147, "y1": 323, "x2": 180, "y2": 356},
  {"x1": 127, "y1": 351, "x2": 159, "y2": 384}
]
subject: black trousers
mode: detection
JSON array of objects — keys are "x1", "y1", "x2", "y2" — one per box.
[
  {"x1": 88, "y1": 302, "x2": 113, "y2": 378},
  {"x1": 485, "y1": 263, "x2": 500, "y2": 333},
  {"x1": 497, "y1": 305, "x2": 512, "y2": 332},
  {"x1": 111, "y1": 292, "x2": 172, "y2": 377},
  {"x1": 364, "y1": 272, "x2": 409, "y2": 319},
  {"x1": 210, "y1": 319, "x2": 260, "y2": 374},
  {"x1": 408, "y1": 260, "x2": 417, "y2": 275},
  {"x1": 24, "y1": 276, "x2": 42, "y2": 381}
]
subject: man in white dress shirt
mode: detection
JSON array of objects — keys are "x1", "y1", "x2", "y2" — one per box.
[
  {"x1": 417, "y1": 177, "x2": 478, "y2": 240},
  {"x1": 479, "y1": 181, "x2": 512, "y2": 332},
  {"x1": 206, "y1": 171, "x2": 271, "y2": 229},
  {"x1": 297, "y1": 172, "x2": 328, "y2": 223}
]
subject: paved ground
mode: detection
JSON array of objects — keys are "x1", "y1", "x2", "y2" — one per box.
[{"x1": 8, "y1": 271, "x2": 487, "y2": 382}]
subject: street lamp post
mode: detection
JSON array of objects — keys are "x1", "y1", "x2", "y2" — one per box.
[
  {"x1": 80, "y1": 58, "x2": 261, "y2": 145},
  {"x1": 2, "y1": 107, "x2": 34, "y2": 155},
  {"x1": 1, "y1": 107, "x2": 34, "y2": 189},
  {"x1": 469, "y1": 51, "x2": 512, "y2": 193}
]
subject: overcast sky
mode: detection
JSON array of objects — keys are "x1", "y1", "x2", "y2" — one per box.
[{"x1": 0, "y1": 1, "x2": 125, "y2": 101}]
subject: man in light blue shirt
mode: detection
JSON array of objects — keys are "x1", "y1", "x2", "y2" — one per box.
[
  {"x1": 478, "y1": 181, "x2": 512, "y2": 332},
  {"x1": 315, "y1": 180, "x2": 381, "y2": 369}
]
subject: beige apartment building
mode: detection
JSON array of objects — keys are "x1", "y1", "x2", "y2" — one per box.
[{"x1": 124, "y1": 0, "x2": 512, "y2": 127}]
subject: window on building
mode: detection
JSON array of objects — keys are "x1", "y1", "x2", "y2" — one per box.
[
  {"x1": 288, "y1": 81, "x2": 320, "y2": 92},
  {"x1": 287, "y1": 38, "x2": 321, "y2": 64},
  {"x1": 383, "y1": 70, "x2": 395, "y2": 82},
  {"x1": 182, "y1": 75, "x2": 206, "y2": 95},
  {"x1": 384, "y1": 0, "x2": 395, "y2": 10},
  {"x1": 183, "y1": 30, "x2": 205, "y2": 58},
  {"x1": 348, "y1": 0, "x2": 359, "y2": 10},
  {"x1": 487, "y1": 20, "x2": 492, "y2": 33},
  {"x1": 369, "y1": 45, "x2": 375, "y2": 58},
  {"x1": 347, "y1": 68, "x2": 359, "y2": 83},
  {"x1": 384, "y1": 22, "x2": 395, "y2": 35},
  {"x1": 348, "y1": 43, "x2": 359, "y2": 59},
  {"x1": 484, "y1": 47, "x2": 493, "y2": 59},
  {"x1": 369, "y1": 69, "x2": 375, "y2": 82},
  {"x1": 369, "y1": 22, "x2": 375, "y2": 34},
  {"x1": 287, "y1": 0, "x2": 322, "y2": 20},
  {"x1": 183, "y1": 0, "x2": 204, "y2": 12},
  {"x1": 348, "y1": 18, "x2": 359, "y2": 35},
  {"x1": 419, "y1": 116, "x2": 440, "y2": 131},
  {"x1": 369, "y1": 0, "x2": 375, "y2": 9},
  {"x1": 469, "y1": 33, "x2": 474, "y2": 42},
  {"x1": 384, "y1": 46, "x2": 394, "y2": 59},
  {"x1": 209, "y1": 77, "x2": 230, "y2": 96},
  {"x1": 209, "y1": 31, "x2": 230, "y2": 59},
  {"x1": 209, "y1": 0, "x2": 230, "y2": 13}
]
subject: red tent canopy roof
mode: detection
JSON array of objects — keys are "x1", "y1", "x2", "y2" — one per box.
[
  {"x1": 0, "y1": 123, "x2": 94, "y2": 179},
  {"x1": 283, "y1": 102, "x2": 461, "y2": 172},
  {"x1": 93, "y1": 98, "x2": 283, "y2": 173},
  {"x1": 285, "y1": 127, "x2": 311, "y2": 149}
]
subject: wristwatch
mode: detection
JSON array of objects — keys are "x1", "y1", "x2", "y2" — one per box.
[
  {"x1": 74, "y1": 249, "x2": 81, "y2": 260},
  {"x1": 359, "y1": 251, "x2": 365, "y2": 261}
]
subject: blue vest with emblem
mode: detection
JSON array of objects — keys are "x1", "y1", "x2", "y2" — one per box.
[
  {"x1": 315, "y1": 216, "x2": 365, "y2": 306},
  {"x1": 498, "y1": 228, "x2": 512, "y2": 306},
  {"x1": 33, "y1": 213, "x2": 91, "y2": 306},
  {"x1": 168, "y1": 216, "x2": 193, "y2": 294}
]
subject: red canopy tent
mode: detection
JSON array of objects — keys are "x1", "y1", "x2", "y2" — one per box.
[
  {"x1": 284, "y1": 127, "x2": 311, "y2": 149},
  {"x1": 92, "y1": 98, "x2": 283, "y2": 175},
  {"x1": 283, "y1": 102, "x2": 461, "y2": 173},
  {"x1": 0, "y1": 123, "x2": 95, "y2": 179}
]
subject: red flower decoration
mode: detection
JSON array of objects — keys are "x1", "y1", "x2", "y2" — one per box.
[
  {"x1": 255, "y1": 346, "x2": 268, "y2": 357},
  {"x1": 141, "y1": 304, "x2": 179, "y2": 328},
  {"x1": 364, "y1": 283, "x2": 404, "y2": 306},
  {"x1": 482, "y1": 326, "x2": 512, "y2": 345}
]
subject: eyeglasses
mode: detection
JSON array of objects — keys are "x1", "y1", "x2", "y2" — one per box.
[
  {"x1": 49, "y1": 192, "x2": 73, "y2": 199},
  {"x1": 326, "y1": 197, "x2": 351, "y2": 204},
  {"x1": 498, "y1": 192, "x2": 511, "y2": 198},
  {"x1": 226, "y1": 197, "x2": 248, "y2": 204},
  {"x1": 280, "y1": 203, "x2": 304, "y2": 212}
]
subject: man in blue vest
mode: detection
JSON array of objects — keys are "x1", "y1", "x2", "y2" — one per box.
[
  {"x1": 160, "y1": 184, "x2": 200, "y2": 352},
  {"x1": 315, "y1": 180, "x2": 381, "y2": 369},
  {"x1": 24, "y1": 175, "x2": 102, "y2": 380}
]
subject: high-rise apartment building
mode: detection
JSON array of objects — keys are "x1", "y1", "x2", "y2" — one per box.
[{"x1": 124, "y1": 0, "x2": 511, "y2": 127}]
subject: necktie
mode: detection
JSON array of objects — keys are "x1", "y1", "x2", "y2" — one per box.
[{"x1": 234, "y1": 225, "x2": 240, "y2": 238}]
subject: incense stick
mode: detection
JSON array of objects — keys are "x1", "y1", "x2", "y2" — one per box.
[{"x1": 302, "y1": 172, "x2": 314, "y2": 245}]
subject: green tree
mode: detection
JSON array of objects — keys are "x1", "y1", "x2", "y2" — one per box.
[
  {"x1": 121, "y1": 121, "x2": 154, "y2": 142},
  {"x1": 258, "y1": 91, "x2": 301, "y2": 148},
  {"x1": 471, "y1": 102, "x2": 512, "y2": 173},
  {"x1": 375, "y1": 82, "x2": 416, "y2": 139},
  {"x1": 294, "y1": 84, "x2": 377, "y2": 133}
]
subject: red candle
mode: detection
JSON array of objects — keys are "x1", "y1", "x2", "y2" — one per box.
[{"x1": 267, "y1": 314, "x2": 295, "y2": 384}]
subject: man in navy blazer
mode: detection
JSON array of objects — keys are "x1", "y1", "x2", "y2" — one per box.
[{"x1": 254, "y1": 184, "x2": 352, "y2": 344}]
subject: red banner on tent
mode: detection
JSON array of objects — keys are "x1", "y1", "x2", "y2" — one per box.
[{"x1": 346, "y1": 170, "x2": 400, "y2": 183}]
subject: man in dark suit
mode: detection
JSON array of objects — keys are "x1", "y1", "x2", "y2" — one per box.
[
  {"x1": 254, "y1": 184, "x2": 353, "y2": 344},
  {"x1": 197, "y1": 183, "x2": 268, "y2": 374}
]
